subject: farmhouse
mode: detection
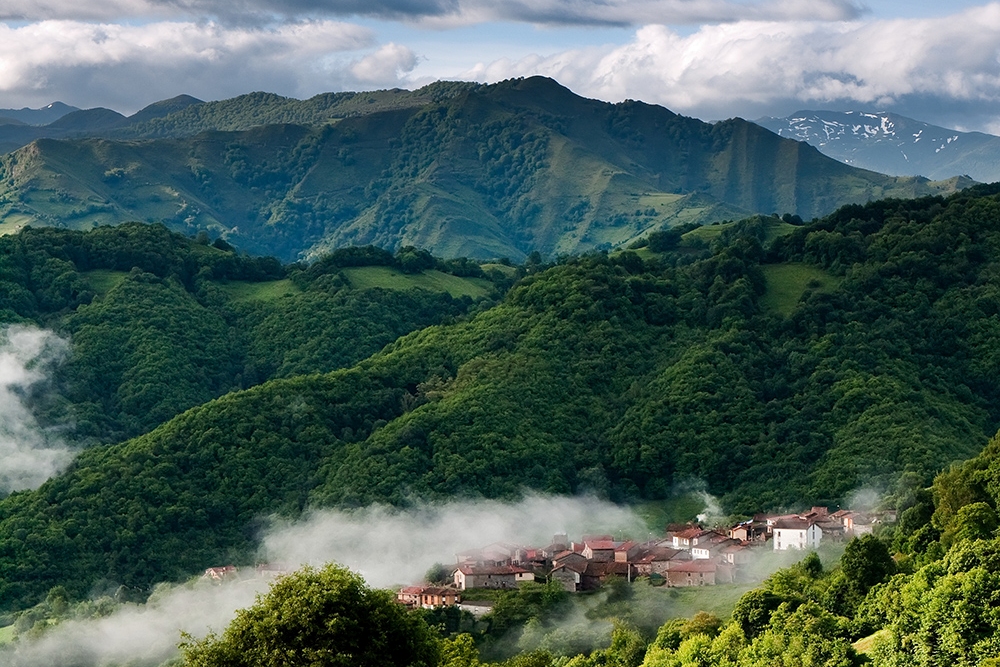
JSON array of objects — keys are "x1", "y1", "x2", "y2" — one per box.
[
  {"x1": 453, "y1": 564, "x2": 533, "y2": 590},
  {"x1": 772, "y1": 517, "x2": 823, "y2": 550}
]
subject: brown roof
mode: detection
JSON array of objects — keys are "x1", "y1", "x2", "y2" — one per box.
[
  {"x1": 635, "y1": 547, "x2": 687, "y2": 563},
  {"x1": 615, "y1": 540, "x2": 639, "y2": 552},
  {"x1": 399, "y1": 586, "x2": 425, "y2": 595},
  {"x1": 667, "y1": 560, "x2": 718, "y2": 573},
  {"x1": 553, "y1": 550, "x2": 587, "y2": 563},
  {"x1": 553, "y1": 560, "x2": 589, "y2": 574},
  {"x1": 585, "y1": 540, "x2": 619, "y2": 551},
  {"x1": 772, "y1": 517, "x2": 814, "y2": 530},
  {"x1": 457, "y1": 564, "x2": 529, "y2": 576},
  {"x1": 674, "y1": 527, "x2": 710, "y2": 540}
]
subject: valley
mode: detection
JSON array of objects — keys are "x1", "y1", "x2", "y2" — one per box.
[{"x1": 1, "y1": 80, "x2": 1000, "y2": 667}]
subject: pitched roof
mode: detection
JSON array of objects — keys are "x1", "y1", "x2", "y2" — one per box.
[
  {"x1": 553, "y1": 560, "x2": 589, "y2": 574},
  {"x1": 667, "y1": 560, "x2": 718, "y2": 573},
  {"x1": 673, "y1": 527, "x2": 710, "y2": 540},
  {"x1": 772, "y1": 517, "x2": 815, "y2": 530},
  {"x1": 585, "y1": 540, "x2": 619, "y2": 551},
  {"x1": 635, "y1": 547, "x2": 687, "y2": 563},
  {"x1": 457, "y1": 564, "x2": 529, "y2": 576},
  {"x1": 399, "y1": 587, "x2": 425, "y2": 597}
]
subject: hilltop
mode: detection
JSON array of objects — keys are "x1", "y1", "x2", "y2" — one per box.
[{"x1": 0, "y1": 77, "x2": 970, "y2": 261}]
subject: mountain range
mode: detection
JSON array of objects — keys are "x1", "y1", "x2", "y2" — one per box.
[
  {"x1": 0, "y1": 78, "x2": 972, "y2": 261},
  {"x1": 756, "y1": 109, "x2": 1000, "y2": 183},
  {"x1": 0, "y1": 102, "x2": 79, "y2": 128}
]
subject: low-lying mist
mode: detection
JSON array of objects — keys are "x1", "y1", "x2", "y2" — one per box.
[
  {"x1": 262, "y1": 494, "x2": 647, "y2": 588},
  {"x1": 1, "y1": 485, "x2": 843, "y2": 665},
  {"x1": 1, "y1": 495, "x2": 647, "y2": 666},
  {"x1": 0, "y1": 325, "x2": 74, "y2": 493}
]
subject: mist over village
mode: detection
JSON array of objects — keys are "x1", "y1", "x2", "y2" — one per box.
[{"x1": 2, "y1": 0, "x2": 1000, "y2": 666}]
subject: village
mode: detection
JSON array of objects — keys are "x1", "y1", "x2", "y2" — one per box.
[{"x1": 394, "y1": 505, "x2": 896, "y2": 611}]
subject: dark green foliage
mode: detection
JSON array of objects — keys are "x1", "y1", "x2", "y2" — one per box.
[
  {"x1": 482, "y1": 582, "x2": 570, "y2": 641},
  {"x1": 7, "y1": 185, "x2": 1000, "y2": 607},
  {"x1": 0, "y1": 223, "x2": 486, "y2": 444},
  {"x1": 824, "y1": 536, "x2": 897, "y2": 617},
  {"x1": 180, "y1": 564, "x2": 440, "y2": 667},
  {"x1": 732, "y1": 589, "x2": 783, "y2": 640},
  {"x1": 646, "y1": 229, "x2": 683, "y2": 253}
]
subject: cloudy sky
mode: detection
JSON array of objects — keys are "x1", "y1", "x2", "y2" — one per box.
[{"x1": 1, "y1": 0, "x2": 999, "y2": 131}]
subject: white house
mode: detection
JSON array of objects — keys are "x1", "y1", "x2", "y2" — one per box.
[{"x1": 772, "y1": 518, "x2": 822, "y2": 550}]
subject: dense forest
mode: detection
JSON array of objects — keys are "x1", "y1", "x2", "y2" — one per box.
[
  {"x1": 1, "y1": 183, "x2": 1000, "y2": 610},
  {"x1": 0, "y1": 223, "x2": 497, "y2": 444}
]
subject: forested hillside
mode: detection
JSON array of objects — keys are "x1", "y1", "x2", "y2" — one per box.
[
  {"x1": 0, "y1": 77, "x2": 970, "y2": 261},
  {"x1": 3, "y1": 184, "x2": 1000, "y2": 607},
  {"x1": 0, "y1": 223, "x2": 495, "y2": 445}
]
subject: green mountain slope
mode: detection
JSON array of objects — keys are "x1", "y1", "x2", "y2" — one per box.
[
  {"x1": 0, "y1": 77, "x2": 971, "y2": 261},
  {"x1": 0, "y1": 224, "x2": 494, "y2": 445},
  {"x1": 2, "y1": 186, "x2": 1000, "y2": 606}
]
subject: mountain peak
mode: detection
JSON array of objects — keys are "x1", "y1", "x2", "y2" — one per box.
[{"x1": 756, "y1": 109, "x2": 1000, "y2": 182}]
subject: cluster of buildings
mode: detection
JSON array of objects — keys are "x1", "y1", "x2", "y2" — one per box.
[{"x1": 394, "y1": 505, "x2": 895, "y2": 609}]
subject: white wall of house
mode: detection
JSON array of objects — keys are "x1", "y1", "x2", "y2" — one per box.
[{"x1": 773, "y1": 524, "x2": 822, "y2": 550}]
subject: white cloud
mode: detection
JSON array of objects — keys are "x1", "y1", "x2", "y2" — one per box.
[
  {"x1": 349, "y1": 42, "x2": 419, "y2": 84},
  {"x1": 0, "y1": 19, "x2": 379, "y2": 111},
  {"x1": 460, "y1": 4, "x2": 1000, "y2": 128},
  {"x1": 0, "y1": 325, "x2": 74, "y2": 493}
]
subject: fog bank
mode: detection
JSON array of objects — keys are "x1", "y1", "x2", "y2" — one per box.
[{"x1": 0, "y1": 325, "x2": 74, "y2": 493}]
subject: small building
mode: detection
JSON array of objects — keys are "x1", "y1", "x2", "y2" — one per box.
[
  {"x1": 203, "y1": 566, "x2": 238, "y2": 581},
  {"x1": 581, "y1": 561, "x2": 631, "y2": 590},
  {"x1": 718, "y1": 542, "x2": 755, "y2": 566},
  {"x1": 729, "y1": 520, "x2": 769, "y2": 542},
  {"x1": 582, "y1": 540, "x2": 618, "y2": 562},
  {"x1": 670, "y1": 526, "x2": 713, "y2": 550},
  {"x1": 632, "y1": 547, "x2": 689, "y2": 577},
  {"x1": 772, "y1": 517, "x2": 822, "y2": 550},
  {"x1": 614, "y1": 541, "x2": 642, "y2": 563},
  {"x1": 551, "y1": 560, "x2": 588, "y2": 592},
  {"x1": 396, "y1": 585, "x2": 461, "y2": 609},
  {"x1": 453, "y1": 564, "x2": 532, "y2": 590},
  {"x1": 664, "y1": 560, "x2": 717, "y2": 587},
  {"x1": 418, "y1": 586, "x2": 461, "y2": 608},
  {"x1": 552, "y1": 550, "x2": 589, "y2": 570},
  {"x1": 396, "y1": 585, "x2": 425, "y2": 607},
  {"x1": 690, "y1": 533, "x2": 737, "y2": 560}
]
